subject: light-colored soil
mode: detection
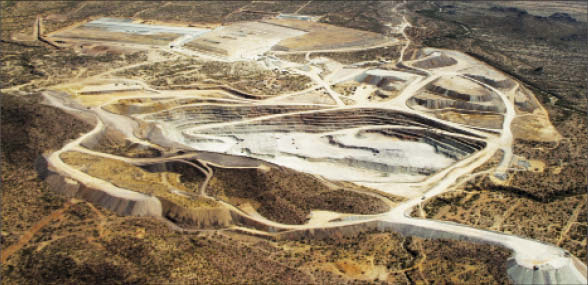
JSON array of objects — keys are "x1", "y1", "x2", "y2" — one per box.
[
  {"x1": 3, "y1": 6, "x2": 585, "y2": 283},
  {"x1": 50, "y1": 28, "x2": 180, "y2": 46},
  {"x1": 266, "y1": 18, "x2": 390, "y2": 51},
  {"x1": 60, "y1": 151, "x2": 218, "y2": 210}
]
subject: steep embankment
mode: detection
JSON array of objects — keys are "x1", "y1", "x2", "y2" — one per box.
[{"x1": 1, "y1": 93, "x2": 93, "y2": 250}]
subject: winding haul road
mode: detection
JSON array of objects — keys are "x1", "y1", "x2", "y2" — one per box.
[{"x1": 39, "y1": 5, "x2": 586, "y2": 283}]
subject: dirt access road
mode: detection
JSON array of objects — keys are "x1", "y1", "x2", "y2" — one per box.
[{"x1": 32, "y1": 3, "x2": 587, "y2": 283}]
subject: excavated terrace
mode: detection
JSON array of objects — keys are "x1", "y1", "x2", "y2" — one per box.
[{"x1": 31, "y1": 14, "x2": 586, "y2": 284}]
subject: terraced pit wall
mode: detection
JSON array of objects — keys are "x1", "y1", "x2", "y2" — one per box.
[
  {"x1": 408, "y1": 97, "x2": 505, "y2": 113},
  {"x1": 182, "y1": 108, "x2": 484, "y2": 138}
]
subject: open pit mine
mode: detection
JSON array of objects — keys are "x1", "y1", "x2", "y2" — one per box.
[{"x1": 3, "y1": 7, "x2": 586, "y2": 284}]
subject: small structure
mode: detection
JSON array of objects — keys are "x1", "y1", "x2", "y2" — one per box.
[{"x1": 277, "y1": 13, "x2": 314, "y2": 22}]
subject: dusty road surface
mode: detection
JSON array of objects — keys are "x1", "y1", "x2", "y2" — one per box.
[{"x1": 20, "y1": 8, "x2": 586, "y2": 284}]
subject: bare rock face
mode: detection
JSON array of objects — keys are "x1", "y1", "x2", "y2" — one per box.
[
  {"x1": 412, "y1": 54, "x2": 457, "y2": 69},
  {"x1": 159, "y1": 197, "x2": 233, "y2": 229},
  {"x1": 44, "y1": 172, "x2": 162, "y2": 217},
  {"x1": 506, "y1": 256, "x2": 588, "y2": 285}
]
